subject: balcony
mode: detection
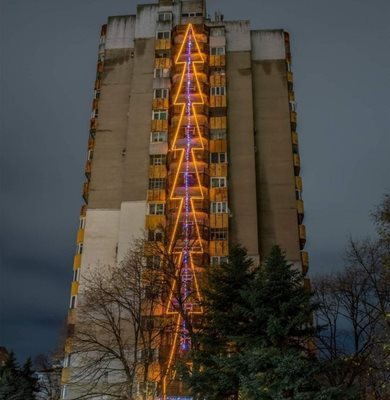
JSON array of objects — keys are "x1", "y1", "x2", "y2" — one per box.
[
  {"x1": 82, "y1": 181, "x2": 89, "y2": 203},
  {"x1": 154, "y1": 58, "x2": 171, "y2": 69},
  {"x1": 301, "y1": 251, "x2": 309, "y2": 275},
  {"x1": 293, "y1": 154, "x2": 300, "y2": 175},
  {"x1": 209, "y1": 187, "x2": 228, "y2": 202},
  {"x1": 155, "y1": 39, "x2": 171, "y2": 51},
  {"x1": 210, "y1": 116, "x2": 227, "y2": 130},
  {"x1": 209, "y1": 139, "x2": 227, "y2": 153},
  {"x1": 90, "y1": 118, "x2": 97, "y2": 130},
  {"x1": 295, "y1": 176, "x2": 303, "y2": 192},
  {"x1": 304, "y1": 278, "x2": 311, "y2": 292},
  {"x1": 147, "y1": 189, "x2": 166, "y2": 202},
  {"x1": 209, "y1": 214, "x2": 229, "y2": 229},
  {"x1": 291, "y1": 131, "x2": 299, "y2": 148},
  {"x1": 152, "y1": 98, "x2": 169, "y2": 110},
  {"x1": 73, "y1": 254, "x2": 82, "y2": 269},
  {"x1": 209, "y1": 240, "x2": 229, "y2": 256},
  {"x1": 85, "y1": 160, "x2": 92, "y2": 178},
  {"x1": 149, "y1": 165, "x2": 167, "y2": 179},
  {"x1": 297, "y1": 199, "x2": 304, "y2": 216},
  {"x1": 151, "y1": 119, "x2": 168, "y2": 132},
  {"x1": 210, "y1": 74, "x2": 226, "y2": 87},
  {"x1": 287, "y1": 71, "x2": 293, "y2": 83},
  {"x1": 210, "y1": 55, "x2": 226, "y2": 67},
  {"x1": 145, "y1": 215, "x2": 166, "y2": 230},
  {"x1": 61, "y1": 368, "x2": 70, "y2": 385},
  {"x1": 76, "y1": 229, "x2": 84, "y2": 244},
  {"x1": 71, "y1": 281, "x2": 79, "y2": 296},
  {"x1": 288, "y1": 91, "x2": 295, "y2": 102},
  {"x1": 299, "y1": 224, "x2": 306, "y2": 249},
  {"x1": 210, "y1": 163, "x2": 228, "y2": 177},
  {"x1": 210, "y1": 95, "x2": 227, "y2": 108},
  {"x1": 80, "y1": 205, "x2": 87, "y2": 217}
]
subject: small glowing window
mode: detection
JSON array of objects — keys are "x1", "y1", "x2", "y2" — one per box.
[{"x1": 150, "y1": 131, "x2": 168, "y2": 142}]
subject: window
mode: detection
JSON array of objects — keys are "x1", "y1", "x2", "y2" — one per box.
[
  {"x1": 91, "y1": 109, "x2": 98, "y2": 118},
  {"x1": 63, "y1": 354, "x2": 71, "y2": 368},
  {"x1": 150, "y1": 131, "x2": 168, "y2": 142},
  {"x1": 182, "y1": 12, "x2": 203, "y2": 17},
  {"x1": 94, "y1": 89, "x2": 100, "y2": 99},
  {"x1": 211, "y1": 86, "x2": 226, "y2": 96},
  {"x1": 154, "y1": 88, "x2": 169, "y2": 99},
  {"x1": 137, "y1": 381, "x2": 158, "y2": 397},
  {"x1": 156, "y1": 31, "x2": 170, "y2": 39},
  {"x1": 146, "y1": 256, "x2": 160, "y2": 269},
  {"x1": 87, "y1": 149, "x2": 93, "y2": 161},
  {"x1": 70, "y1": 295, "x2": 77, "y2": 309},
  {"x1": 149, "y1": 178, "x2": 166, "y2": 190},
  {"x1": 150, "y1": 154, "x2": 167, "y2": 166},
  {"x1": 154, "y1": 68, "x2": 170, "y2": 78},
  {"x1": 211, "y1": 202, "x2": 228, "y2": 214},
  {"x1": 211, "y1": 177, "x2": 227, "y2": 188},
  {"x1": 210, "y1": 256, "x2": 228, "y2": 265},
  {"x1": 79, "y1": 217, "x2": 86, "y2": 229},
  {"x1": 211, "y1": 28, "x2": 225, "y2": 37},
  {"x1": 148, "y1": 230, "x2": 164, "y2": 242},
  {"x1": 73, "y1": 269, "x2": 80, "y2": 282},
  {"x1": 210, "y1": 130, "x2": 227, "y2": 140},
  {"x1": 152, "y1": 110, "x2": 168, "y2": 120},
  {"x1": 61, "y1": 385, "x2": 67, "y2": 399},
  {"x1": 289, "y1": 101, "x2": 297, "y2": 112},
  {"x1": 148, "y1": 203, "x2": 165, "y2": 215},
  {"x1": 76, "y1": 243, "x2": 83, "y2": 255},
  {"x1": 210, "y1": 152, "x2": 227, "y2": 163},
  {"x1": 158, "y1": 12, "x2": 172, "y2": 22},
  {"x1": 211, "y1": 47, "x2": 225, "y2": 56},
  {"x1": 210, "y1": 228, "x2": 228, "y2": 241}
]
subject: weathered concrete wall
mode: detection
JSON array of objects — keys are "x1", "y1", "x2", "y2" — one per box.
[{"x1": 251, "y1": 30, "x2": 301, "y2": 262}]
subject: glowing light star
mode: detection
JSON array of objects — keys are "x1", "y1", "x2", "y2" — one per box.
[{"x1": 163, "y1": 24, "x2": 206, "y2": 398}]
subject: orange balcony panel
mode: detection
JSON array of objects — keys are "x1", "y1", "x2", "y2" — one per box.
[
  {"x1": 291, "y1": 132, "x2": 299, "y2": 147},
  {"x1": 210, "y1": 55, "x2": 226, "y2": 67},
  {"x1": 210, "y1": 74, "x2": 226, "y2": 87},
  {"x1": 152, "y1": 98, "x2": 169, "y2": 110},
  {"x1": 151, "y1": 119, "x2": 168, "y2": 132},
  {"x1": 301, "y1": 251, "x2": 309, "y2": 275},
  {"x1": 73, "y1": 254, "x2": 82, "y2": 269},
  {"x1": 67, "y1": 309, "x2": 77, "y2": 325},
  {"x1": 209, "y1": 241, "x2": 229, "y2": 257},
  {"x1": 210, "y1": 117, "x2": 227, "y2": 130},
  {"x1": 154, "y1": 58, "x2": 171, "y2": 69},
  {"x1": 210, "y1": 187, "x2": 228, "y2": 202},
  {"x1": 97, "y1": 62, "x2": 104, "y2": 73},
  {"x1": 71, "y1": 281, "x2": 79, "y2": 296},
  {"x1": 80, "y1": 205, "x2": 87, "y2": 217},
  {"x1": 61, "y1": 368, "x2": 70, "y2": 384},
  {"x1": 299, "y1": 224, "x2": 306, "y2": 249},
  {"x1": 295, "y1": 176, "x2": 303, "y2": 192},
  {"x1": 85, "y1": 160, "x2": 92, "y2": 177},
  {"x1": 149, "y1": 165, "x2": 167, "y2": 179},
  {"x1": 155, "y1": 39, "x2": 171, "y2": 50},
  {"x1": 209, "y1": 139, "x2": 227, "y2": 153},
  {"x1": 297, "y1": 199, "x2": 304, "y2": 215},
  {"x1": 210, "y1": 164, "x2": 228, "y2": 177},
  {"x1": 64, "y1": 337, "x2": 73, "y2": 354},
  {"x1": 145, "y1": 215, "x2": 166, "y2": 230},
  {"x1": 289, "y1": 91, "x2": 295, "y2": 102},
  {"x1": 76, "y1": 229, "x2": 84, "y2": 243},
  {"x1": 209, "y1": 214, "x2": 229, "y2": 229},
  {"x1": 147, "y1": 189, "x2": 166, "y2": 202},
  {"x1": 88, "y1": 137, "x2": 95, "y2": 150},
  {"x1": 90, "y1": 118, "x2": 97, "y2": 130},
  {"x1": 210, "y1": 95, "x2": 227, "y2": 108},
  {"x1": 287, "y1": 71, "x2": 293, "y2": 83},
  {"x1": 293, "y1": 154, "x2": 300, "y2": 175},
  {"x1": 94, "y1": 79, "x2": 101, "y2": 90},
  {"x1": 83, "y1": 182, "x2": 89, "y2": 203}
]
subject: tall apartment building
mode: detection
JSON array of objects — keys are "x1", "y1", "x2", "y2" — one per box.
[{"x1": 61, "y1": 0, "x2": 308, "y2": 398}]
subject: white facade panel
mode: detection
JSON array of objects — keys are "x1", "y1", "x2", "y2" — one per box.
[
  {"x1": 251, "y1": 30, "x2": 286, "y2": 60},
  {"x1": 106, "y1": 16, "x2": 136, "y2": 50},
  {"x1": 117, "y1": 201, "x2": 148, "y2": 263},
  {"x1": 225, "y1": 21, "x2": 251, "y2": 52}
]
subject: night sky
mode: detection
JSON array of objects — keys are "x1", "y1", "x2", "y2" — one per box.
[{"x1": 1, "y1": 0, "x2": 389, "y2": 361}]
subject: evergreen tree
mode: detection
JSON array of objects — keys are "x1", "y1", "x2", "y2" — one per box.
[{"x1": 183, "y1": 246, "x2": 356, "y2": 400}]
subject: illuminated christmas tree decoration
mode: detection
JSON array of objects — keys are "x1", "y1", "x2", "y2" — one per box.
[{"x1": 163, "y1": 24, "x2": 207, "y2": 398}]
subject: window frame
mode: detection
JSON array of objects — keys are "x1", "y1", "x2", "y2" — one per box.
[
  {"x1": 152, "y1": 109, "x2": 168, "y2": 120},
  {"x1": 210, "y1": 86, "x2": 226, "y2": 96},
  {"x1": 210, "y1": 228, "x2": 228, "y2": 241},
  {"x1": 150, "y1": 131, "x2": 168, "y2": 143},
  {"x1": 156, "y1": 31, "x2": 171, "y2": 40},
  {"x1": 210, "y1": 201, "x2": 228, "y2": 214},
  {"x1": 211, "y1": 177, "x2": 227, "y2": 188},
  {"x1": 210, "y1": 152, "x2": 227, "y2": 164},
  {"x1": 149, "y1": 154, "x2": 167, "y2": 166},
  {"x1": 148, "y1": 203, "x2": 165, "y2": 215},
  {"x1": 211, "y1": 47, "x2": 225, "y2": 56},
  {"x1": 153, "y1": 88, "x2": 169, "y2": 99},
  {"x1": 148, "y1": 178, "x2": 166, "y2": 190}
]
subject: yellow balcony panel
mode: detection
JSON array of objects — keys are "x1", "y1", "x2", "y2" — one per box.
[
  {"x1": 301, "y1": 251, "x2": 309, "y2": 275},
  {"x1": 210, "y1": 74, "x2": 226, "y2": 87},
  {"x1": 152, "y1": 98, "x2": 169, "y2": 110},
  {"x1": 209, "y1": 241, "x2": 229, "y2": 257},
  {"x1": 151, "y1": 119, "x2": 168, "y2": 132},
  {"x1": 295, "y1": 176, "x2": 303, "y2": 192},
  {"x1": 71, "y1": 281, "x2": 79, "y2": 296},
  {"x1": 210, "y1": 187, "x2": 228, "y2": 202},
  {"x1": 88, "y1": 136, "x2": 95, "y2": 150},
  {"x1": 210, "y1": 117, "x2": 227, "y2": 130},
  {"x1": 73, "y1": 254, "x2": 82, "y2": 269},
  {"x1": 154, "y1": 58, "x2": 171, "y2": 69},
  {"x1": 210, "y1": 214, "x2": 229, "y2": 229},
  {"x1": 287, "y1": 71, "x2": 293, "y2": 83},
  {"x1": 288, "y1": 91, "x2": 295, "y2": 102},
  {"x1": 290, "y1": 111, "x2": 297, "y2": 123},
  {"x1": 68, "y1": 309, "x2": 77, "y2": 325},
  {"x1": 147, "y1": 189, "x2": 166, "y2": 202},
  {"x1": 209, "y1": 139, "x2": 227, "y2": 153},
  {"x1": 64, "y1": 337, "x2": 73, "y2": 354},
  {"x1": 299, "y1": 224, "x2": 306, "y2": 242},
  {"x1": 210, "y1": 95, "x2": 227, "y2": 108},
  {"x1": 210, "y1": 55, "x2": 226, "y2": 67},
  {"x1": 149, "y1": 165, "x2": 167, "y2": 178},
  {"x1": 76, "y1": 229, "x2": 84, "y2": 243},
  {"x1": 145, "y1": 215, "x2": 166, "y2": 230},
  {"x1": 61, "y1": 368, "x2": 70, "y2": 384},
  {"x1": 291, "y1": 132, "x2": 299, "y2": 147},
  {"x1": 297, "y1": 199, "x2": 304, "y2": 215},
  {"x1": 155, "y1": 39, "x2": 171, "y2": 50},
  {"x1": 210, "y1": 164, "x2": 228, "y2": 177}
]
